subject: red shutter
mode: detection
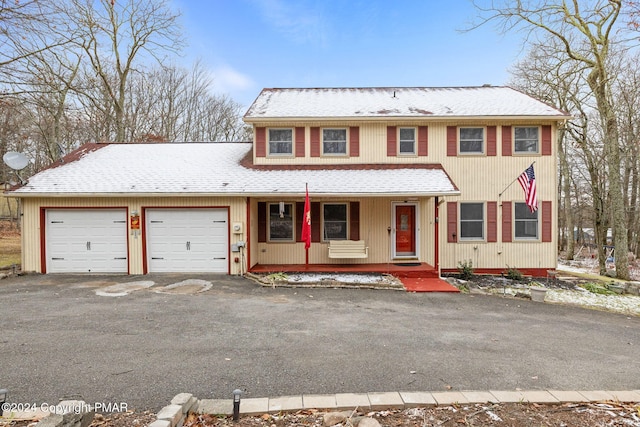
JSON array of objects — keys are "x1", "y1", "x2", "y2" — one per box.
[
  {"x1": 387, "y1": 126, "x2": 397, "y2": 156},
  {"x1": 487, "y1": 201, "x2": 497, "y2": 242},
  {"x1": 350, "y1": 201, "x2": 360, "y2": 240},
  {"x1": 255, "y1": 127, "x2": 266, "y2": 157},
  {"x1": 311, "y1": 202, "x2": 321, "y2": 242},
  {"x1": 295, "y1": 202, "x2": 304, "y2": 242},
  {"x1": 350, "y1": 127, "x2": 360, "y2": 157},
  {"x1": 447, "y1": 201, "x2": 458, "y2": 243},
  {"x1": 541, "y1": 125, "x2": 552, "y2": 155},
  {"x1": 487, "y1": 126, "x2": 497, "y2": 156},
  {"x1": 502, "y1": 201, "x2": 512, "y2": 242},
  {"x1": 447, "y1": 126, "x2": 457, "y2": 156},
  {"x1": 295, "y1": 127, "x2": 305, "y2": 157},
  {"x1": 418, "y1": 126, "x2": 428, "y2": 156},
  {"x1": 258, "y1": 202, "x2": 267, "y2": 242},
  {"x1": 542, "y1": 201, "x2": 552, "y2": 242},
  {"x1": 310, "y1": 127, "x2": 320, "y2": 157},
  {"x1": 502, "y1": 126, "x2": 512, "y2": 156}
]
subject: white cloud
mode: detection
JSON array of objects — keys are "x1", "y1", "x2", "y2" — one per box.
[
  {"x1": 214, "y1": 65, "x2": 254, "y2": 92},
  {"x1": 210, "y1": 64, "x2": 257, "y2": 106}
]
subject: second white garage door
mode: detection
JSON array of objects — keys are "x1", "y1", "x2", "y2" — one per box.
[{"x1": 146, "y1": 209, "x2": 229, "y2": 273}]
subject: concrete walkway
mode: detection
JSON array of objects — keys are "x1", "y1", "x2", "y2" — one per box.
[{"x1": 148, "y1": 389, "x2": 640, "y2": 427}]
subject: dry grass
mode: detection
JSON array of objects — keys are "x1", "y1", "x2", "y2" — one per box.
[{"x1": 0, "y1": 220, "x2": 21, "y2": 269}]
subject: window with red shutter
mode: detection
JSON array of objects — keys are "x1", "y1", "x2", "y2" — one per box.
[
  {"x1": 350, "y1": 127, "x2": 360, "y2": 157},
  {"x1": 255, "y1": 127, "x2": 266, "y2": 157},
  {"x1": 418, "y1": 126, "x2": 428, "y2": 156},
  {"x1": 541, "y1": 125, "x2": 552, "y2": 156},
  {"x1": 487, "y1": 201, "x2": 497, "y2": 242},
  {"x1": 502, "y1": 201, "x2": 512, "y2": 242},
  {"x1": 387, "y1": 126, "x2": 397, "y2": 156},
  {"x1": 310, "y1": 127, "x2": 320, "y2": 157},
  {"x1": 502, "y1": 126, "x2": 512, "y2": 156},
  {"x1": 447, "y1": 201, "x2": 458, "y2": 242},
  {"x1": 447, "y1": 126, "x2": 457, "y2": 156},
  {"x1": 487, "y1": 126, "x2": 497, "y2": 156},
  {"x1": 542, "y1": 201, "x2": 552, "y2": 242},
  {"x1": 295, "y1": 127, "x2": 305, "y2": 157}
]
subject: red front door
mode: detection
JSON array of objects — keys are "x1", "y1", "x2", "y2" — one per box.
[{"x1": 395, "y1": 205, "x2": 416, "y2": 256}]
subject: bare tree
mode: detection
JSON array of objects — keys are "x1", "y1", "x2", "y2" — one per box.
[
  {"x1": 65, "y1": 0, "x2": 183, "y2": 142},
  {"x1": 471, "y1": 0, "x2": 631, "y2": 279}
]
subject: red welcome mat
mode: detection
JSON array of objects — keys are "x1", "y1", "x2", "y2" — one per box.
[{"x1": 400, "y1": 277, "x2": 460, "y2": 293}]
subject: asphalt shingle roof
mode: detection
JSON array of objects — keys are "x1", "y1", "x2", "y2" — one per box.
[
  {"x1": 9, "y1": 143, "x2": 459, "y2": 197},
  {"x1": 244, "y1": 87, "x2": 570, "y2": 119}
]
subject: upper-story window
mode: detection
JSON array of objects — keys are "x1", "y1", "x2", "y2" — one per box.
[
  {"x1": 399, "y1": 128, "x2": 416, "y2": 155},
  {"x1": 268, "y1": 128, "x2": 293, "y2": 155},
  {"x1": 514, "y1": 202, "x2": 538, "y2": 239},
  {"x1": 322, "y1": 128, "x2": 347, "y2": 155},
  {"x1": 514, "y1": 126, "x2": 539, "y2": 153},
  {"x1": 460, "y1": 202, "x2": 484, "y2": 240},
  {"x1": 459, "y1": 127, "x2": 484, "y2": 154}
]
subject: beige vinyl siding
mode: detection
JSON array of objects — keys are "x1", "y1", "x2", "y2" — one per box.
[
  {"x1": 251, "y1": 120, "x2": 558, "y2": 271},
  {"x1": 253, "y1": 121, "x2": 559, "y2": 166},
  {"x1": 20, "y1": 196, "x2": 247, "y2": 275},
  {"x1": 439, "y1": 124, "x2": 558, "y2": 271}
]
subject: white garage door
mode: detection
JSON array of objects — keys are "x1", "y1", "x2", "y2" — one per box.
[
  {"x1": 46, "y1": 209, "x2": 128, "y2": 273},
  {"x1": 146, "y1": 209, "x2": 229, "y2": 273}
]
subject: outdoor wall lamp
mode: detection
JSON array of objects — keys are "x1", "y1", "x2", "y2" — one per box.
[
  {"x1": 0, "y1": 388, "x2": 7, "y2": 405},
  {"x1": 232, "y1": 388, "x2": 242, "y2": 421}
]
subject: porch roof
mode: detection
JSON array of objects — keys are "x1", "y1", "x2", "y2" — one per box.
[{"x1": 7, "y1": 142, "x2": 460, "y2": 198}]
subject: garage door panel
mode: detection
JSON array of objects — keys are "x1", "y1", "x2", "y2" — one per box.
[
  {"x1": 146, "y1": 208, "x2": 228, "y2": 273},
  {"x1": 46, "y1": 209, "x2": 128, "y2": 273}
]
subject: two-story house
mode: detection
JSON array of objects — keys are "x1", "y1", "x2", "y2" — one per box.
[{"x1": 6, "y1": 86, "x2": 569, "y2": 278}]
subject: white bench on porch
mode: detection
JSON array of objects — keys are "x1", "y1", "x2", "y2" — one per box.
[{"x1": 327, "y1": 240, "x2": 369, "y2": 259}]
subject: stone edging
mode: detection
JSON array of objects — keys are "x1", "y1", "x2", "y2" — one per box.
[
  {"x1": 244, "y1": 272, "x2": 404, "y2": 290},
  {"x1": 147, "y1": 390, "x2": 640, "y2": 427}
]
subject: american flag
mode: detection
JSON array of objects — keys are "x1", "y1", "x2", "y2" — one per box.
[{"x1": 518, "y1": 164, "x2": 538, "y2": 212}]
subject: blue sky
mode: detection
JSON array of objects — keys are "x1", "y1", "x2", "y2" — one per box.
[{"x1": 171, "y1": 0, "x2": 525, "y2": 107}]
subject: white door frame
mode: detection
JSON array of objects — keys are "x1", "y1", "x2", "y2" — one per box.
[{"x1": 391, "y1": 202, "x2": 420, "y2": 259}]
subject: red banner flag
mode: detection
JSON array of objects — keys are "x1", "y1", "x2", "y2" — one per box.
[{"x1": 301, "y1": 185, "x2": 311, "y2": 249}]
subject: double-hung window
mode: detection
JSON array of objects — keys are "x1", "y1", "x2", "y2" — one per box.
[
  {"x1": 322, "y1": 128, "x2": 347, "y2": 155},
  {"x1": 268, "y1": 203, "x2": 294, "y2": 241},
  {"x1": 268, "y1": 128, "x2": 293, "y2": 156},
  {"x1": 460, "y1": 202, "x2": 484, "y2": 240},
  {"x1": 514, "y1": 202, "x2": 538, "y2": 239},
  {"x1": 514, "y1": 127, "x2": 539, "y2": 153},
  {"x1": 459, "y1": 127, "x2": 484, "y2": 154},
  {"x1": 323, "y1": 203, "x2": 348, "y2": 240},
  {"x1": 399, "y1": 127, "x2": 416, "y2": 155}
]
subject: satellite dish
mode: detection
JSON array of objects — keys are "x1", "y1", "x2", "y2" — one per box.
[{"x1": 3, "y1": 151, "x2": 29, "y2": 171}]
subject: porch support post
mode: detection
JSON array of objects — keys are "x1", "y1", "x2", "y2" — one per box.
[{"x1": 435, "y1": 197, "x2": 440, "y2": 274}]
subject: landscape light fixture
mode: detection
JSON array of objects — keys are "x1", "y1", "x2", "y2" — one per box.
[{"x1": 232, "y1": 388, "x2": 242, "y2": 421}]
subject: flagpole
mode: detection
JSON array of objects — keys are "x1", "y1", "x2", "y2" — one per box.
[{"x1": 498, "y1": 161, "x2": 535, "y2": 197}]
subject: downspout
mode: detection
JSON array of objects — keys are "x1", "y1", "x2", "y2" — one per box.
[{"x1": 434, "y1": 197, "x2": 440, "y2": 276}]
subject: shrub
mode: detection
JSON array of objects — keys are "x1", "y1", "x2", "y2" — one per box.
[
  {"x1": 580, "y1": 282, "x2": 615, "y2": 295},
  {"x1": 457, "y1": 260, "x2": 474, "y2": 280},
  {"x1": 505, "y1": 266, "x2": 523, "y2": 281}
]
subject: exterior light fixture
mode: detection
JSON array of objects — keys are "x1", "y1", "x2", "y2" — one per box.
[
  {"x1": 232, "y1": 388, "x2": 242, "y2": 421},
  {"x1": 0, "y1": 388, "x2": 7, "y2": 406}
]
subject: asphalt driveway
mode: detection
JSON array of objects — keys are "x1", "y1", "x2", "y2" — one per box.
[{"x1": 0, "y1": 273, "x2": 638, "y2": 411}]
